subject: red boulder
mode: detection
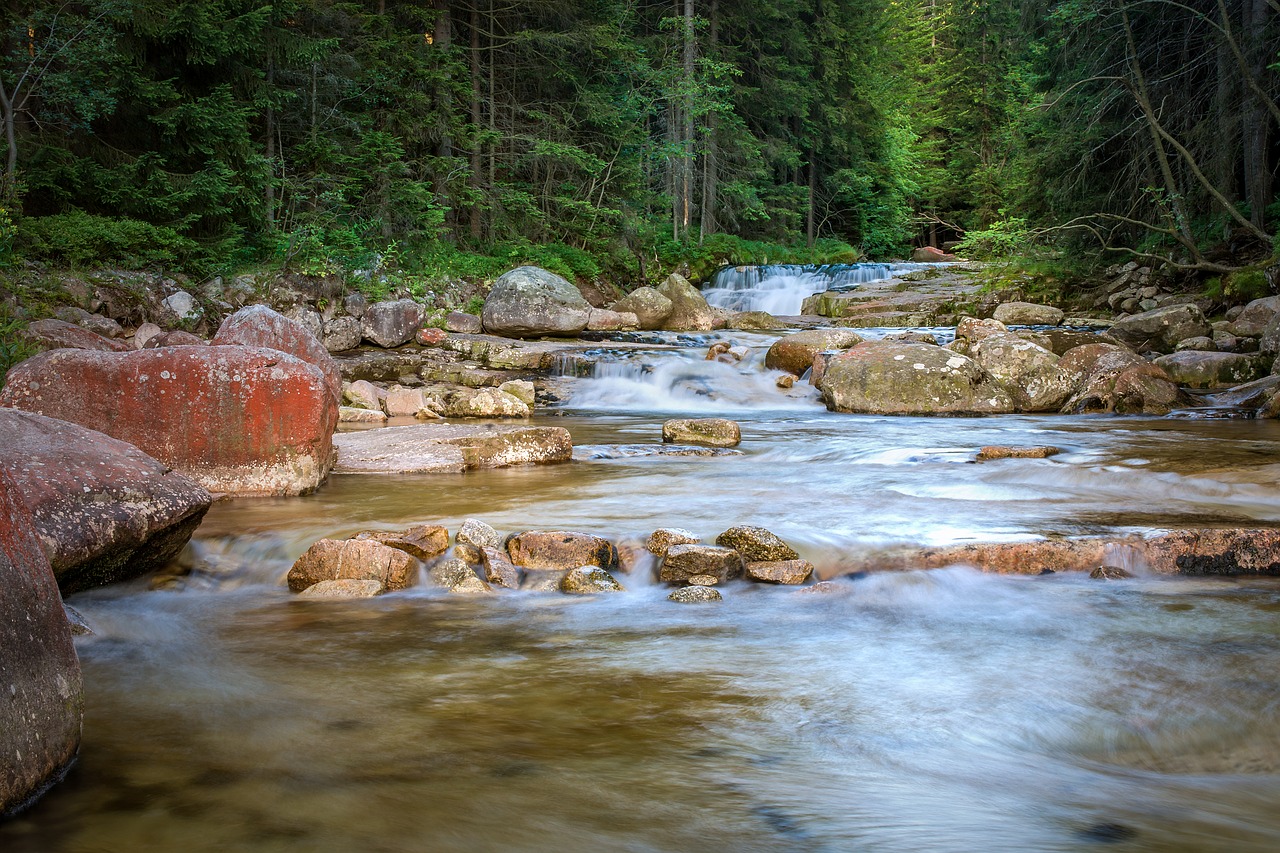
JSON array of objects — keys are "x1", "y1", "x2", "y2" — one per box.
[{"x1": 213, "y1": 305, "x2": 342, "y2": 402}]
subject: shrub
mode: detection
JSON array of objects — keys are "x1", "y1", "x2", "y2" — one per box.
[{"x1": 16, "y1": 211, "x2": 202, "y2": 270}]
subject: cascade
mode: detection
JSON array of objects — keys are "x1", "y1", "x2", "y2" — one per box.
[{"x1": 701, "y1": 262, "x2": 920, "y2": 315}]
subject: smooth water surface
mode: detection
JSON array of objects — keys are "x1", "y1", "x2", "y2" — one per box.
[{"x1": 5, "y1": 334, "x2": 1280, "y2": 852}]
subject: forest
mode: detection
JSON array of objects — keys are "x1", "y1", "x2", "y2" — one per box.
[{"x1": 0, "y1": 0, "x2": 1276, "y2": 285}]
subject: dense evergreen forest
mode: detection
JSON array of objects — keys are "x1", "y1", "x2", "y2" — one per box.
[{"x1": 0, "y1": 0, "x2": 1276, "y2": 285}]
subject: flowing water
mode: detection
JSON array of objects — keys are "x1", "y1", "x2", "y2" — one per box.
[
  {"x1": 5, "y1": 332, "x2": 1280, "y2": 852},
  {"x1": 702, "y1": 263, "x2": 936, "y2": 315}
]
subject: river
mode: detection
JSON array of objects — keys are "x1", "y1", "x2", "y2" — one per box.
[{"x1": 4, "y1": 330, "x2": 1280, "y2": 852}]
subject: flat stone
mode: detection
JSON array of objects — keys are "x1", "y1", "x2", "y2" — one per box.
[
  {"x1": 333, "y1": 423, "x2": 572, "y2": 473},
  {"x1": 976, "y1": 445, "x2": 1061, "y2": 460},
  {"x1": 339, "y1": 406, "x2": 387, "y2": 424},
  {"x1": 572, "y1": 444, "x2": 742, "y2": 461},
  {"x1": 668, "y1": 586, "x2": 723, "y2": 603},
  {"x1": 745, "y1": 559, "x2": 814, "y2": 585},
  {"x1": 297, "y1": 579, "x2": 386, "y2": 598},
  {"x1": 662, "y1": 418, "x2": 741, "y2": 447},
  {"x1": 646, "y1": 527, "x2": 701, "y2": 555},
  {"x1": 352, "y1": 524, "x2": 450, "y2": 560}
]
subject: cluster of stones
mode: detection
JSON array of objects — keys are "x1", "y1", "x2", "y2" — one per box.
[
  {"x1": 285, "y1": 520, "x2": 813, "y2": 603},
  {"x1": 762, "y1": 295, "x2": 1280, "y2": 417},
  {"x1": 339, "y1": 376, "x2": 536, "y2": 423}
]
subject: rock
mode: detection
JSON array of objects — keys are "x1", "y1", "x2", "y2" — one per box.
[
  {"x1": 143, "y1": 330, "x2": 205, "y2": 348},
  {"x1": 1039, "y1": 329, "x2": 1107, "y2": 356},
  {"x1": 0, "y1": 468, "x2": 83, "y2": 817},
  {"x1": 1260, "y1": 317, "x2": 1280, "y2": 356},
  {"x1": 953, "y1": 317, "x2": 1008, "y2": 347},
  {"x1": 1152, "y1": 352, "x2": 1268, "y2": 389},
  {"x1": 481, "y1": 266, "x2": 592, "y2": 338},
  {"x1": 1089, "y1": 565, "x2": 1133, "y2": 580},
  {"x1": 54, "y1": 307, "x2": 124, "y2": 339},
  {"x1": 662, "y1": 418, "x2": 741, "y2": 447},
  {"x1": 0, "y1": 409, "x2": 212, "y2": 593},
  {"x1": 968, "y1": 333, "x2": 1073, "y2": 412},
  {"x1": 161, "y1": 290, "x2": 200, "y2": 323},
  {"x1": 132, "y1": 322, "x2": 164, "y2": 350},
  {"x1": 287, "y1": 538, "x2": 417, "y2": 592},
  {"x1": 498, "y1": 380, "x2": 536, "y2": 406},
  {"x1": 1175, "y1": 336, "x2": 1217, "y2": 352},
  {"x1": 745, "y1": 559, "x2": 813, "y2": 584},
  {"x1": 686, "y1": 574, "x2": 719, "y2": 586},
  {"x1": 610, "y1": 287, "x2": 674, "y2": 331},
  {"x1": 660, "y1": 544, "x2": 744, "y2": 584},
  {"x1": 323, "y1": 315, "x2": 363, "y2": 352},
  {"x1": 1058, "y1": 343, "x2": 1185, "y2": 415},
  {"x1": 338, "y1": 405, "x2": 387, "y2": 424},
  {"x1": 573, "y1": 444, "x2": 742, "y2": 461},
  {"x1": 992, "y1": 302, "x2": 1065, "y2": 326},
  {"x1": 521, "y1": 569, "x2": 570, "y2": 592},
  {"x1": 344, "y1": 380, "x2": 383, "y2": 411},
  {"x1": 776, "y1": 374, "x2": 796, "y2": 389},
  {"x1": 62, "y1": 604, "x2": 92, "y2": 636},
  {"x1": 212, "y1": 305, "x2": 343, "y2": 402},
  {"x1": 715, "y1": 525, "x2": 800, "y2": 562},
  {"x1": 646, "y1": 528, "x2": 701, "y2": 555},
  {"x1": 343, "y1": 292, "x2": 368, "y2": 318},
  {"x1": 445, "y1": 311, "x2": 483, "y2": 334},
  {"x1": 333, "y1": 423, "x2": 571, "y2": 473},
  {"x1": 1226, "y1": 295, "x2": 1280, "y2": 338},
  {"x1": 727, "y1": 311, "x2": 785, "y2": 331},
  {"x1": 1139, "y1": 529, "x2": 1280, "y2": 575},
  {"x1": 507, "y1": 531, "x2": 618, "y2": 571},
  {"x1": 884, "y1": 331, "x2": 940, "y2": 345},
  {"x1": 1, "y1": 346, "x2": 338, "y2": 496},
  {"x1": 455, "y1": 543, "x2": 481, "y2": 564},
  {"x1": 586, "y1": 308, "x2": 639, "y2": 332},
  {"x1": 284, "y1": 306, "x2": 324, "y2": 341},
  {"x1": 560, "y1": 566, "x2": 625, "y2": 594},
  {"x1": 1204, "y1": 374, "x2": 1280, "y2": 410},
  {"x1": 447, "y1": 387, "x2": 531, "y2": 418},
  {"x1": 22, "y1": 318, "x2": 132, "y2": 353},
  {"x1": 458, "y1": 518, "x2": 501, "y2": 551},
  {"x1": 384, "y1": 386, "x2": 435, "y2": 418},
  {"x1": 656, "y1": 274, "x2": 717, "y2": 331},
  {"x1": 297, "y1": 579, "x2": 386, "y2": 599},
  {"x1": 977, "y1": 445, "x2": 1061, "y2": 460},
  {"x1": 362, "y1": 299, "x2": 424, "y2": 347},
  {"x1": 911, "y1": 246, "x2": 958, "y2": 263},
  {"x1": 480, "y1": 546, "x2": 521, "y2": 589},
  {"x1": 428, "y1": 557, "x2": 492, "y2": 593},
  {"x1": 416, "y1": 327, "x2": 448, "y2": 346},
  {"x1": 667, "y1": 586, "x2": 723, "y2": 603},
  {"x1": 764, "y1": 329, "x2": 864, "y2": 377},
  {"x1": 1108, "y1": 304, "x2": 1212, "y2": 353},
  {"x1": 820, "y1": 341, "x2": 1015, "y2": 415},
  {"x1": 353, "y1": 524, "x2": 450, "y2": 560}
]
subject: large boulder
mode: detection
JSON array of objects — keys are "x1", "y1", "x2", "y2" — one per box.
[
  {"x1": 22, "y1": 318, "x2": 132, "y2": 353},
  {"x1": 321, "y1": 315, "x2": 363, "y2": 353},
  {"x1": 969, "y1": 333, "x2": 1073, "y2": 412},
  {"x1": 992, "y1": 302, "x2": 1064, "y2": 326},
  {"x1": 820, "y1": 341, "x2": 1015, "y2": 415},
  {"x1": 1226, "y1": 295, "x2": 1280, "y2": 338},
  {"x1": 1152, "y1": 351, "x2": 1269, "y2": 389},
  {"x1": 212, "y1": 305, "x2": 342, "y2": 402},
  {"x1": 610, "y1": 287, "x2": 674, "y2": 331},
  {"x1": 286, "y1": 538, "x2": 418, "y2": 592},
  {"x1": 1108, "y1": 304, "x2": 1212, "y2": 353},
  {"x1": 362, "y1": 299, "x2": 424, "y2": 347},
  {"x1": 586, "y1": 308, "x2": 639, "y2": 332},
  {"x1": 656, "y1": 274, "x2": 718, "y2": 331},
  {"x1": 0, "y1": 346, "x2": 339, "y2": 496},
  {"x1": 0, "y1": 468, "x2": 82, "y2": 816},
  {"x1": 481, "y1": 266, "x2": 592, "y2": 338},
  {"x1": 0, "y1": 409, "x2": 211, "y2": 593},
  {"x1": 1058, "y1": 343, "x2": 1185, "y2": 414},
  {"x1": 764, "y1": 329, "x2": 864, "y2": 377}
]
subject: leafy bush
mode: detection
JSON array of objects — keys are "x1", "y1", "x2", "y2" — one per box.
[
  {"x1": 0, "y1": 303, "x2": 37, "y2": 382},
  {"x1": 16, "y1": 211, "x2": 202, "y2": 270},
  {"x1": 1223, "y1": 268, "x2": 1270, "y2": 301},
  {"x1": 953, "y1": 215, "x2": 1033, "y2": 259}
]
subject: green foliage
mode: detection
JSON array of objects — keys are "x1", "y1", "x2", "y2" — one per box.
[
  {"x1": 953, "y1": 216, "x2": 1033, "y2": 259},
  {"x1": 16, "y1": 211, "x2": 202, "y2": 270},
  {"x1": 0, "y1": 303, "x2": 37, "y2": 382},
  {"x1": 1223, "y1": 269, "x2": 1270, "y2": 302},
  {"x1": 462, "y1": 296, "x2": 485, "y2": 316}
]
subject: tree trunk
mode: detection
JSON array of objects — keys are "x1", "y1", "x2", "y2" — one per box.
[
  {"x1": 1241, "y1": 0, "x2": 1273, "y2": 230},
  {"x1": 806, "y1": 155, "x2": 816, "y2": 247},
  {"x1": 682, "y1": 0, "x2": 695, "y2": 235},
  {"x1": 434, "y1": 0, "x2": 454, "y2": 234},
  {"x1": 468, "y1": 3, "x2": 483, "y2": 241},
  {"x1": 699, "y1": 0, "x2": 717, "y2": 241},
  {"x1": 0, "y1": 78, "x2": 16, "y2": 201},
  {"x1": 1214, "y1": 26, "x2": 1238, "y2": 238},
  {"x1": 265, "y1": 55, "x2": 276, "y2": 229}
]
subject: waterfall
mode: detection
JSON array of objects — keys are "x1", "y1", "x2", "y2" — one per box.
[{"x1": 701, "y1": 262, "x2": 928, "y2": 315}]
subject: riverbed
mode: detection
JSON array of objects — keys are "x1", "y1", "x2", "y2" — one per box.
[{"x1": 4, "y1": 331, "x2": 1280, "y2": 852}]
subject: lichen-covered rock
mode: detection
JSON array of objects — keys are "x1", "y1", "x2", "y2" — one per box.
[
  {"x1": 953, "y1": 317, "x2": 1008, "y2": 349},
  {"x1": 1175, "y1": 336, "x2": 1217, "y2": 353},
  {"x1": 458, "y1": 518, "x2": 501, "y2": 551},
  {"x1": 745, "y1": 559, "x2": 813, "y2": 585},
  {"x1": 353, "y1": 524, "x2": 450, "y2": 561},
  {"x1": 362, "y1": 299, "x2": 424, "y2": 348},
  {"x1": 656, "y1": 274, "x2": 717, "y2": 331},
  {"x1": 764, "y1": 329, "x2": 864, "y2": 377},
  {"x1": 445, "y1": 311, "x2": 483, "y2": 334},
  {"x1": 339, "y1": 405, "x2": 387, "y2": 424},
  {"x1": 297, "y1": 579, "x2": 386, "y2": 598},
  {"x1": 646, "y1": 528, "x2": 701, "y2": 556},
  {"x1": 660, "y1": 544, "x2": 744, "y2": 584},
  {"x1": 820, "y1": 341, "x2": 1015, "y2": 415},
  {"x1": 1151, "y1": 351, "x2": 1268, "y2": 389},
  {"x1": 1109, "y1": 304, "x2": 1212, "y2": 353},
  {"x1": 498, "y1": 380, "x2": 536, "y2": 406},
  {"x1": 662, "y1": 418, "x2": 741, "y2": 447},
  {"x1": 482, "y1": 266, "x2": 592, "y2": 338},
  {"x1": 0, "y1": 409, "x2": 211, "y2": 594},
  {"x1": 560, "y1": 566, "x2": 624, "y2": 594},
  {"x1": 22, "y1": 318, "x2": 132, "y2": 353},
  {"x1": 715, "y1": 526, "x2": 799, "y2": 562},
  {"x1": 586, "y1": 308, "x2": 639, "y2": 332},
  {"x1": 343, "y1": 379, "x2": 383, "y2": 411},
  {"x1": 0, "y1": 468, "x2": 83, "y2": 817},
  {"x1": 727, "y1": 311, "x2": 786, "y2": 331},
  {"x1": 507, "y1": 531, "x2": 618, "y2": 571},
  {"x1": 668, "y1": 585, "x2": 723, "y2": 603},
  {"x1": 610, "y1": 287, "x2": 674, "y2": 331},
  {"x1": 1058, "y1": 343, "x2": 1186, "y2": 414},
  {"x1": 212, "y1": 305, "x2": 343, "y2": 402},
  {"x1": 480, "y1": 546, "x2": 521, "y2": 589},
  {"x1": 1225, "y1": 295, "x2": 1280, "y2": 338},
  {"x1": 428, "y1": 557, "x2": 492, "y2": 594},
  {"x1": 1259, "y1": 316, "x2": 1280, "y2": 357},
  {"x1": 445, "y1": 387, "x2": 530, "y2": 418},
  {"x1": 322, "y1": 315, "x2": 363, "y2": 352},
  {"x1": 969, "y1": 333, "x2": 1073, "y2": 412},
  {"x1": 992, "y1": 302, "x2": 1064, "y2": 326},
  {"x1": 287, "y1": 538, "x2": 417, "y2": 592},
  {"x1": 384, "y1": 386, "x2": 435, "y2": 418},
  {"x1": 0, "y1": 346, "x2": 338, "y2": 496}
]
